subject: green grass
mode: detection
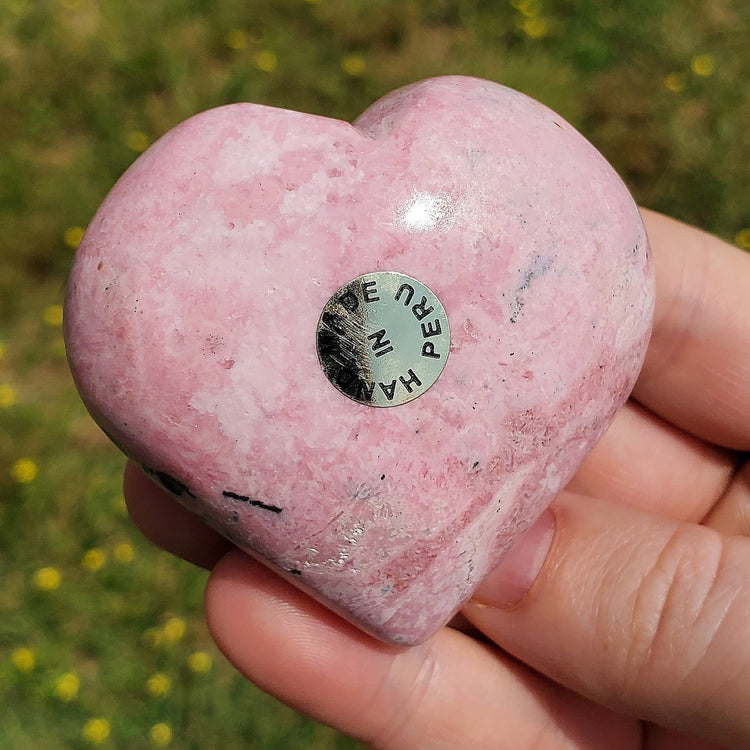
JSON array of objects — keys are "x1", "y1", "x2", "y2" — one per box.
[{"x1": 1, "y1": 0, "x2": 748, "y2": 747}]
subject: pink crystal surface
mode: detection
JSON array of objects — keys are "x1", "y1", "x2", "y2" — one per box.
[{"x1": 65, "y1": 76, "x2": 655, "y2": 645}]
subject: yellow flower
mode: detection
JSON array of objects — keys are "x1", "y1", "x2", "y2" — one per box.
[
  {"x1": 82, "y1": 548, "x2": 106, "y2": 572},
  {"x1": 0, "y1": 384, "x2": 17, "y2": 408},
  {"x1": 521, "y1": 16, "x2": 548, "y2": 39},
  {"x1": 513, "y1": 0, "x2": 541, "y2": 17},
  {"x1": 187, "y1": 651, "x2": 212, "y2": 673},
  {"x1": 663, "y1": 72, "x2": 687, "y2": 93},
  {"x1": 11, "y1": 647, "x2": 35, "y2": 672},
  {"x1": 253, "y1": 50, "x2": 277, "y2": 73},
  {"x1": 11, "y1": 458, "x2": 38, "y2": 483},
  {"x1": 34, "y1": 566, "x2": 62, "y2": 591},
  {"x1": 225, "y1": 28, "x2": 248, "y2": 50},
  {"x1": 735, "y1": 228, "x2": 750, "y2": 250},
  {"x1": 64, "y1": 226, "x2": 85, "y2": 249},
  {"x1": 149, "y1": 723, "x2": 173, "y2": 747},
  {"x1": 162, "y1": 617, "x2": 186, "y2": 645},
  {"x1": 341, "y1": 54, "x2": 366, "y2": 76},
  {"x1": 146, "y1": 673, "x2": 171, "y2": 698},
  {"x1": 691, "y1": 53, "x2": 715, "y2": 77},
  {"x1": 126, "y1": 130, "x2": 150, "y2": 152},
  {"x1": 43, "y1": 304, "x2": 64, "y2": 327},
  {"x1": 54, "y1": 672, "x2": 80, "y2": 701},
  {"x1": 82, "y1": 718, "x2": 110, "y2": 745},
  {"x1": 113, "y1": 542, "x2": 135, "y2": 563}
]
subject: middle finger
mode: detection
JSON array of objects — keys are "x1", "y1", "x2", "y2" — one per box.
[{"x1": 567, "y1": 400, "x2": 735, "y2": 522}]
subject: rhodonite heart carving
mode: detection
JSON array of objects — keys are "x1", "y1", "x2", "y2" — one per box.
[{"x1": 65, "y1": 76, "x2": 654, "y2": 645}]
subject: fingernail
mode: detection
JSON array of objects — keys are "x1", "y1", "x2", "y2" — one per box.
[{"x1": 472, "y1": 508, "x2": 556, "y2": 608}]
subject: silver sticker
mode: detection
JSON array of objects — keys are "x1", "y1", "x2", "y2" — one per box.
[{"x1": 316, "y1": 272, "x2": 450, "y2": 407}]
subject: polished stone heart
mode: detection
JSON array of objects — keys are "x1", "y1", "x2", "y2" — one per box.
[{"x1": 65, "y1": 76, "x2": 654, "y2": 645}]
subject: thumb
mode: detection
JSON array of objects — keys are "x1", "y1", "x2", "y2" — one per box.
[{"x1": 463, "y1": 491, "x2": 750, "y2": 748}]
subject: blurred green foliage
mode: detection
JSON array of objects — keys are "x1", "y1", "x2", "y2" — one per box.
[{"x1": 0, "y1": 0, "x2": 748, "y2": 747}]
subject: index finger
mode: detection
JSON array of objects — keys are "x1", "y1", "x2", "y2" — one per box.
[{"x1": 634, "y1": 209, "x2": 750, "y2": 449}]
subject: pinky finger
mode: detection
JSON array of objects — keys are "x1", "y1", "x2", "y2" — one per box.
[{"x1": 124, "y1": 461, "x2": 234, "y2": 569}]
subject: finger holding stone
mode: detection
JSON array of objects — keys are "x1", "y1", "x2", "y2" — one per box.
[
  {"x1": 636, "y1": 210, "x2": 750, "y2": 451},
  {"x1": 124, "y1": 460, "x2": 234, "y2": 569},
  {"x1": 567, "y1": 399, "x2": 735, "y2": 522},
  {"x1": 464, "y1": 490, "x2": 750, "y2": 747},
  {"x1": 206, "y1": 550, "x2": 641, "y2": 750}
]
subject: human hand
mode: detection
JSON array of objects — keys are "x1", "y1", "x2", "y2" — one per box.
[{"x1": 124, "y1": 209, "x2": 750, "y2": 749}]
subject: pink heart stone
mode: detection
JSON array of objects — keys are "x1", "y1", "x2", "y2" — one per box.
[{"x1": 64, "y1": 76, "x2": 654, "y2": 645}]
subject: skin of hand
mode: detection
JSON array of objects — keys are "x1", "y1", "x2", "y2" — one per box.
[{"x1": 124, "y1": 209, "x2": 750, "y2": 750}]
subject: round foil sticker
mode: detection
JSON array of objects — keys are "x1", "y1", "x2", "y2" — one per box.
[{"x1": 316, "y1": 272, "x2": 450, "y2": 407}]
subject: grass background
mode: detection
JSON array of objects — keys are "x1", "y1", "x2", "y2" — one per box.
[{"x1": 1, "y1": 0, "x2": 748, "y2": 747}]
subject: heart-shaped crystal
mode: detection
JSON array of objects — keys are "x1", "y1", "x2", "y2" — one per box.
[{"x1": 65, "y1": 76, "x2": 654, "y2": 645}]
